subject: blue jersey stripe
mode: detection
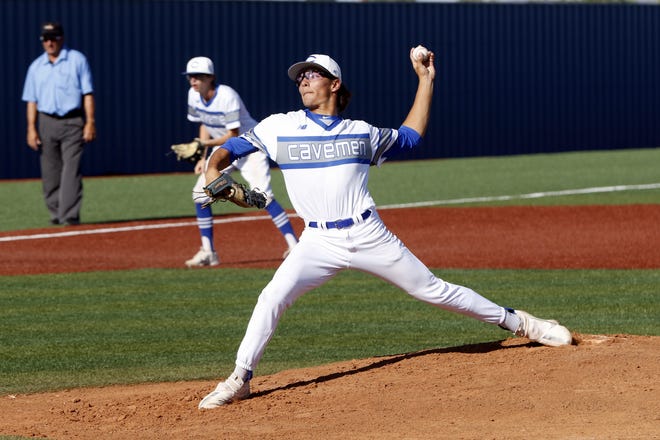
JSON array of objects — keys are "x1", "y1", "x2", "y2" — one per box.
[
  {"x1": 279, "y1": 157, "x2": 371, "y2": 169},
  {"x1": 278, "y1": 133, "x2": 370, "y2": 142}
]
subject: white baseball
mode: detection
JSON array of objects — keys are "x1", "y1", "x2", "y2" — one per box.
[{"x1": 413, "y1": 45, "x2": 429, "y2": 61}]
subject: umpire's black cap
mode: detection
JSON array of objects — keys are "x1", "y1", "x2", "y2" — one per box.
[{"x1": 41, "y1": 22, "x2": 64, "y2": 39}]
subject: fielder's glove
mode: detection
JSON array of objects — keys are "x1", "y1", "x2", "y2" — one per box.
[
  {"x1": 170, "y1": 138, "x2": 205, "y2": 164},
  {"x1": 202, "y1": 172, "x2": 268, "y2": 209}
]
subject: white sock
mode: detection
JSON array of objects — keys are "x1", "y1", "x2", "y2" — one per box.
[
  {"x1": 284, "y1": 233, "x2": 298, "y2": 249},
  {"x1": 232, "y1": 366, "x2": 252, "y2": 382},
  {"x1": 501, "y1": 308, "x2": 522, "y2": 333},
  {"x1": 201, "y1": 236, "x2": 213, "y2": 252}
]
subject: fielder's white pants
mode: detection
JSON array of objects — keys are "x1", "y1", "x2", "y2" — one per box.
[{"x1": 234, "y1": 209, "x2": 506, "y2": 371}]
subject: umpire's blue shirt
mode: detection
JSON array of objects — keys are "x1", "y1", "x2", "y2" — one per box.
[{"x1": 22, "y1": 46, "x2": 94, "y2": 116}]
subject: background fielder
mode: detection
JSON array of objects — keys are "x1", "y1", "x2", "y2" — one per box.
[
  {"x1": 180, "y1": 56, "x2": 298, "y2": 267},
  {"x1": 198, "y1": 49, "x2": 572, "y2": 409}
]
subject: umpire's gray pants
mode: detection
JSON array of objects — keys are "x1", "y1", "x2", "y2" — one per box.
[{"x1": 38, "y1": 113, "x2": 85, "y2": 224}]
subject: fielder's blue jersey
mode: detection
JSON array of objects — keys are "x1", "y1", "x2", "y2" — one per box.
[{"x1": 240, "y1": 109, "x2": 402, "y2": 223}]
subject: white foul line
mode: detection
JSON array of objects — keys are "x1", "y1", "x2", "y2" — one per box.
[
  {"x1": 1, "y1": 183, "x2": 658, "y2": 243},
  {"x1": 0, "y1": 215, "x2": 271, "y2": 242},
  {"x1": 378, "y1": 183, "x2": 660, "y2": 209}
]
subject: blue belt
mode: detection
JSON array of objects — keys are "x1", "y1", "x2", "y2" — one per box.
[{"x1": 308, "y1": 209, "x2": 372, "y2": 229}]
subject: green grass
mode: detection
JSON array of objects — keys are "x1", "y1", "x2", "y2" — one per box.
[
  {"x1": 1, "y1": 148, "x2": 659, "y2": 231},
  {"x1": 0, "y1": 268, "x2": 658, "y2": 395},
  {"x1": 370, "y1": 148, "x2": 660, "y2": 207},
  {"x1": 0, "y1": 148, "x2": 658, "y2": 397}
]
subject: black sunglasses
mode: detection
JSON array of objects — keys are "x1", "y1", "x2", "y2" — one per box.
[
  {"x1": 40, "y1": 35, "x2": 62, "y2": 42},
  {"x1": 295, "y1": 69, "x2": 330, "y2": 86}
]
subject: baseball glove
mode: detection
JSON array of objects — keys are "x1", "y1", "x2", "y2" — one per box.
[
  {"x1": 202, "y1": 172, "x2": 268, "y2": 209},
  {"x1": 171, "y1": 139, "x2": 205, "y2": 164}
]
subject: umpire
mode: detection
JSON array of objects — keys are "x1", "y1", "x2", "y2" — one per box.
[{"x1": 22, "y1": 22, "x2": 96, "y2": 226}]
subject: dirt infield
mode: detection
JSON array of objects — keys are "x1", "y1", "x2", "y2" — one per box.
[
  {"x1": 1, "y1": 204, "x2": 659, "y2": 439},
  {"x1": 2, "y1": 204, "x2": 659, "y2": 275}
]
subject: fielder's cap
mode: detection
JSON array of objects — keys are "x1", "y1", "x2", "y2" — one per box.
[
  {"x1": 41, "y1": 22, "x2": 64, "y2": 38},
  {"x1": 182, "y1": 56, "x2": 215, "y2": 75},
  {"x1": 287, "y1": 54, "x2": 342, "y2": 82}
]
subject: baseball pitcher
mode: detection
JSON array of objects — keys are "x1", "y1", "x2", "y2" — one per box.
[{"x1": 197, "y1": 49, "x2": 572, "y2": 409}]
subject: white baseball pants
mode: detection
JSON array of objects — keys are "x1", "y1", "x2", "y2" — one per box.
[{"x1": 235, "y1": 209, "x2": 507, "y2": 371}]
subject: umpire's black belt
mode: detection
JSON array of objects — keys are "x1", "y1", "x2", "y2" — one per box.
[
  {"x1": 308, "y1": 209, "x2": 372, "y2": 230},
  {"x1": 40, "y1": 108, "x2": 83, "y2": 120}
]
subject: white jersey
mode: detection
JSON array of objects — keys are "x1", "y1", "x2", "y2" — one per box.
[
  {"x1": 188, "y1": 84, "x2": 271, "y2": 203},
  {"x1": 244, "y1": 109, "x2": 399, "y2": 223},
  {"x1": 187, "y1": 84, "x2": 257, "y2": 137},
  {"x1": 230, "y1": 109, "x2": 511, "y2": 373}
]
